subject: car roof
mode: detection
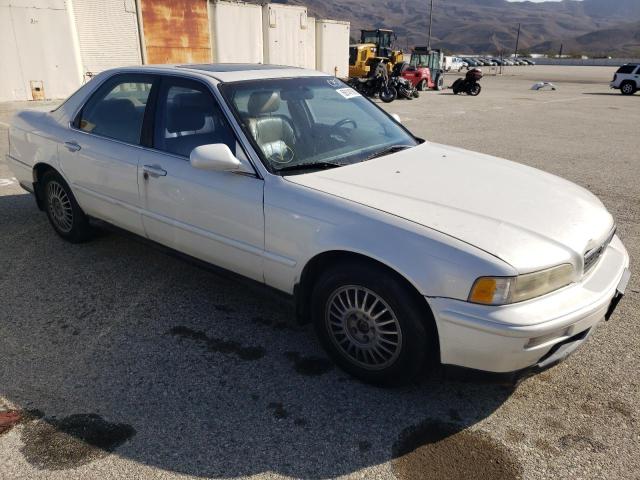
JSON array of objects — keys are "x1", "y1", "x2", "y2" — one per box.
[{"x1": 108, "y1": 63, "x2": 328, "y2": 82}]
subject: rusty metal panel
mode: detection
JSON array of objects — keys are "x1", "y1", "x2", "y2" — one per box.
[{"x1": 140, "y1": 0, "x2": 211, "y2": 64}]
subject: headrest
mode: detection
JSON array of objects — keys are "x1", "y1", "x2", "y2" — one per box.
[
  {"x1": 247, "y1": 91, "x2": 281, "y2": 116},
  {"x1": 167, "y1": 104, "x2": 206, "y2": 133},
  {"x1": 92, "y1": 98, "x2": 136, "y2": 118}
]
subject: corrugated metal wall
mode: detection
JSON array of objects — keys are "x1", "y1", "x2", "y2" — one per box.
[
  {"x1": 71, "y1": 0, "x2": 142, "y2": 75},
  {"x1": 140, "y1": 0, "x2": 211, "y2": 64},
  {"x1": 0, "y1": 0, "x2": 82, "y2": 101}
]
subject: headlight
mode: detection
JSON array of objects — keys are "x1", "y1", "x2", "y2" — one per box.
[{"x1": 468, "y1": 264, "x2": 574, "y2": 305}]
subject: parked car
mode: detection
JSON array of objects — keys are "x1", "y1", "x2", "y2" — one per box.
[
  {"x1": 521, "y1": 58, "x2": 535, "y2": 66},
  {"x1": 610, "y1": 63, "x2": 640, "y2": 95},
  {"x1": 444, "y1": 56, "x2": 467, "y2": 72},
  {"x1": 7, "y1": 64, "x2": 630, "y2": 386}
]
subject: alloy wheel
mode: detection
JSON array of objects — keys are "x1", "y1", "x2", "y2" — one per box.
[
  {"x1": 325, "y1": 285, "x2": 403, "y2": 370},
  {"x1": 46, "y1": 181, "x2": 73, "y2": 233}
]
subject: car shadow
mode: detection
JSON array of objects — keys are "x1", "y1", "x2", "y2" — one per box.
[
  {"x1": 582, "y1": 92, "x2": 637, "y2": 97},
  {"x1": 0, "y1": 192, "x2": 517, "y2": 479}
]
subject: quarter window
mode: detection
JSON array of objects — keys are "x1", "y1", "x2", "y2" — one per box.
[
  {"x1": 77, "y1": 75, "x2": 153, "y2": 144},
  {"x1": 153, "y1": 79, "x2": 236, "y2": 158}
]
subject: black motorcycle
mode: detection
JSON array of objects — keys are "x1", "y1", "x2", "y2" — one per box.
[
  {"x1": 452, "y1": 68, "x2": 483, "y2": 96},
  {"x1": 348, "y1": 60, "x2": 397, "y2": 103},
  {"x1": 390, "y1": 62, "x2": 420, "y2": 100}
]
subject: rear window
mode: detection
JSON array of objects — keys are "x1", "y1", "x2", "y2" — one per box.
[{"x1": 616, "y1": 65, "x2": 638, "y2": 74}]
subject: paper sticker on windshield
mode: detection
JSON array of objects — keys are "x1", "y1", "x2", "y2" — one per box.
[{"x1": 336, "y1": 88, "x2": 361, "y2": 99}]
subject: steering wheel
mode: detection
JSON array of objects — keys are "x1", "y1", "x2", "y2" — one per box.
[
  {"x1": 333, "y1": 118, "x2": 358, "y2": 130},
  {"x1": 330, "y1": 118, "x2": 358, "y2": 143},
  {"x1": 267, "y1": 142, "x2": 296, "y2": 165}
]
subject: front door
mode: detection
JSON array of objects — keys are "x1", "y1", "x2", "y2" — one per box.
[
  {"x1": 138, "y1": 76, "x2": 265, "y2": 282},
  {"x1": 59, "y1": 74, "x2": 156, "y2": 236}
]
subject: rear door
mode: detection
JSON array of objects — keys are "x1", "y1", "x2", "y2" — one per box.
[
  {"x1": 137, "y1": 76, "x2": 265, "y2": 282},
  {"x1": 60, "y1": 73, "x2": 157, "y2": 236}
]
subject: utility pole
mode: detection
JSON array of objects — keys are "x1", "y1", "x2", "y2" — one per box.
[
  {"x1": 558, "y1": 43, "x2": 564, "y2": 58},
  {"x1": 427, "y1": 0, "x2": 434, "y2": 51},
  {"x1": 514, "y1": 23, "x2": 521, "y2": 60}
]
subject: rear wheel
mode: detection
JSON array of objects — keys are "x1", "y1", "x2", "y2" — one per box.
[
  {"x1": 468, "y1": 83, "x2": 482, "y2": 96},
  {"x1": 435, "y1": 74, "x2": 445, "y2": 91},
  {"x1": 41, "y1": 170, "x2": 94, "y2": 243},
  {"x1": 621, "y1": 81, "x2": 637, "y2": 95},
  {"x1": 311, "y1": 262, "x2": 433, "y2": 386}
]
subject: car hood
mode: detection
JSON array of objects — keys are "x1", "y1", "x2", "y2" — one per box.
[{"x1": 286, "y1": 142, "x2": 614, "y2": 273}]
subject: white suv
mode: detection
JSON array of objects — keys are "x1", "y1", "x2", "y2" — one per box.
[{"x1": 610, "y1": 64, "x2": 640, "y2": 95}]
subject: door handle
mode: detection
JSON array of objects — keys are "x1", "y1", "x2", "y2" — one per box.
[
  {"x1": 142, "y1": 164, "x2": 167, "y2": 179},
  {"x1": 64, "y1": 141, "x2": 81, "y2": 152}
]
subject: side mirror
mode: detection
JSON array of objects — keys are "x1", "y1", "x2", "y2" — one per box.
[
  {"x1": 391, "y1": 113, "x2": 402, "y2": 124},
  {"x1": 190, "y1": 144, "x2": 241, "y2": 172}
]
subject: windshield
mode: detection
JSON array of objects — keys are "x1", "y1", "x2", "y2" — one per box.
[{"x1": 219, "y1": 77, "x2": 418, "y2": 174}]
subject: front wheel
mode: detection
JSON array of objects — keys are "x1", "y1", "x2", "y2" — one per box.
[
  {"x1": 417, "y1": 79, "x2": 427, "y2": 91},
  {"x1": 311, "y1": 262, "x2": 433, "y2": 386},
  {"x1": 41, "y1": 170, "x2": 94, "y2": 243},
  {"x1": 380, "y1": 85, "x2": 397, "y2": 103}
]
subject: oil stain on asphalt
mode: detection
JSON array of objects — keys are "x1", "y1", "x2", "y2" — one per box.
[
  {"x1": 267, "y1": 402, "x2": 289, "y2": 419},
  {"x1": 392, "y1": 420, "x2": 523, "y2": 480},
  {"x1": 21, "y1": 413, "x2": 135, "y2": 470},
  {"x1": 284, "y1": 351, "x2": 333, "y2": 376},
  {"x1": 167, "y1": 326, "x2": 265, "y2": 361}
]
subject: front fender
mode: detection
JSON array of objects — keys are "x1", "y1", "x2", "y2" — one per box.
[{"x1": 263, "y1": 178, "x2": 515, "y2": 299}]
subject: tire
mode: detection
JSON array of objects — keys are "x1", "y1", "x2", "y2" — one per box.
[
  {"x1": 452, "y1": 78, "x2": 463, "y2": 94},
  {"x1": 468, "y1": 83, "x2": 482, "y2": 96},
  {"x1": 41, "y1": 170, "x2": 94, "y2": 243},
  {"x1": 380, "y1": 85, "x2": 397, "y2": 103},
  {"x1": 417, "y1": 79, "x2": 427, "y2": 91},
  {"x1": 311, "y1": 262, "x2": 434, "y2": 386},
  {"x1": 620, "y1": 81, "x2": 637, "y2": 95},
  {"x1": 412, "y1": 90, "x2": 420, "y2": 98},
  {"x1": 435, "y1": 74, "x2": 445, "y2": 91}
]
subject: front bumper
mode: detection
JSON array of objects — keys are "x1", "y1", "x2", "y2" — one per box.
[{"x1": 429, "y1": 235, "x2": 630, "y2": 373}]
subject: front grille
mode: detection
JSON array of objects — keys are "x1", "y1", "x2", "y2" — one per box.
[{"x1": 583, "y1": 227, "x2": 616, "y2": 275}]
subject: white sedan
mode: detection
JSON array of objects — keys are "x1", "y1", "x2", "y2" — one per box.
[{"x1": 7, "y1": 64, "x2": 630, "y2": 385}]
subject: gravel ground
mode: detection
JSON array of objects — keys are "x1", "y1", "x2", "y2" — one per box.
[{"x1": 0, "y1": 65, "x2": 638, "y2": 480}]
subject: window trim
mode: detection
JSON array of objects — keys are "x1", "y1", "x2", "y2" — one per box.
[
  {"x1": 72, "y1": 73, "x2": 159, "y2": 145},
  {"x1": 68, "y1": 70, "x2": 262, "y2": 179}
]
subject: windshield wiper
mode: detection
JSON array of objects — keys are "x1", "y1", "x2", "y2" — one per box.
[
  {"x1": 366, "y1": 145, "x2": 414, "y2": 161},
  {"x1": 276, "y1": 162, "x2": 344, "y2": 174}
]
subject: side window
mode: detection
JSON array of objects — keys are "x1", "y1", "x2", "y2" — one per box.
[
  {"x1": 617, "y1": 65, "x2": 636, "y2": 74},
  {"x1": 154, "y1": 79, "x2": 236, "y2": 158},
  {"x1": 77, "y1": 75, "x2": 153, "y2": 144}
]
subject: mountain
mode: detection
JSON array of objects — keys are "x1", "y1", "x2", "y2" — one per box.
[{"x1": 269, "y1": 0, "x2": 640, "y2": 56}]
